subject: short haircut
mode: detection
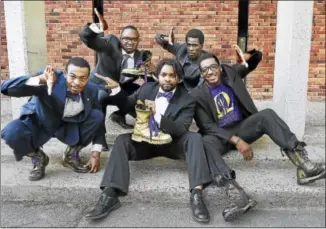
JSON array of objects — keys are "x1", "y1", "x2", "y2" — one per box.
[
  {"x1": 155, "y1": 58, "x2": 184, "y2": 81},
  {"x1": 120, "y1": 25, "x2": 139, "y2": 37},
  {"x1": 65, "y1": 57, "x2": 91, "y2": 74},
  {"x1": 198, "y1": 53, "x2": 221, "y2": 70},
  {"x1": 185, "y1": 29, "x2": 205, "y2": 45}
]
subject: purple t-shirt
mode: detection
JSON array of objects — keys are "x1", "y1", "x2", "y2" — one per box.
[{"x1": 209, "y1": 83, "x2": 242, "y2": 127}]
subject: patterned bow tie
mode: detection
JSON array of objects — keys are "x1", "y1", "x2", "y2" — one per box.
[
  {"x1": 157, "y1": 91, "x2": 173, "y2": 101},
  {"x1": 67, "y1": 91, "x2": 81, "y2": 102}
]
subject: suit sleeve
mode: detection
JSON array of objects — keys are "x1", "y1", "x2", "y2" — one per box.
[
  {"x1": 160, "y1": 98, "x2": 195, "y2": 137},
  {"x1": 1, "y1": 75, "x2": 47, "y2": 98},
  {"x1": 79, "y1": 23, "x2": 113, "y2": 52},
  {"x1": 154, "y1": 34, "x2": 183, "y2": 56},
  {"x1": 232, "y1": 49, "x2": 263, "y2": 79},
  {"x1": 194, "y1": 103, "x2": 233, "y2": 144}
]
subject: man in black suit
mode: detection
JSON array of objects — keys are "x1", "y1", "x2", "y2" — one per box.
[
  {"x1": 155, "y1": 27, "x2": 207, "y2": 91},
  {"x1": 85, "y1": 59, "x2": 214, "y2": 223},
  {"x1": 190, "y1": 51, "x2": 326, "y2": 221},
  {"x1": 79, "y1": 9, "x2": 150, "y2": 133}
]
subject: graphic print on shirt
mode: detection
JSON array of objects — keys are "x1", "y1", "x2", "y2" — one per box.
[
  {"x1": 214, "y1": 91, "x2": 234, "y2": 119},
  {"x1": 210, "y1": 83, "x2": 242, "y2": 127}
]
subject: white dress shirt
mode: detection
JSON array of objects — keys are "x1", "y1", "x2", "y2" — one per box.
[{"x1": 154, "y1": 88, "x2": 176, "y2": 126}]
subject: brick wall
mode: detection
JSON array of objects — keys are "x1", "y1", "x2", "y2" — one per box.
[
  {"x1": 1, "y1": 1, "x2": 9, "y2": 80},
  {"x1": 1, "y1": 0, "x2": 325, "y2": 101},
  {"x1": 308, "y1": 0, "x2": 325, "y2": 101}
]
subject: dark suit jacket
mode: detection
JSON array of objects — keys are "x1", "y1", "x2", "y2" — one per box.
[
  {"x1": 1, "y1": 71, "x2": 101, "y2": 145},
  {"x1": 121, "y1": 82, "x2": 195, "y2": 138},
  {"x1": 80, "y1": 24, "x2": 141, "y2": 87},
  {"x1": 190, "y1": 50, "x2": 263, "y2": 143},
  {"x1": 155, "y1": 34, "x2": 208, "y2": 90}
]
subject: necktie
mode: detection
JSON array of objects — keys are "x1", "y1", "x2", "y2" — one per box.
[
  {"x1": 120, "y1": 54, "x2": 131, "y2": 83},
  {"x1": 67, "y1": 91, "x2": 81, "y2": 102},
  {"x1": 157, "y1": 91, "x2": 173, "y2": 101},
  {"x1": 121, "y1": 54, "x2": 131, "y2": 70}
]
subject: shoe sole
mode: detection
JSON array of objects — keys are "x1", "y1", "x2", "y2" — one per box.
[
  {"x1": 62, "y1": 161, "x2": 89, "y2": 173},
  {"x1": 192, "y1": 215, "x2": 210, "y2": 224},
  {"x1": 298, "y1": 170, "x2": 326, "y2": 185},
  {"x1": 85, "y1": 201, "x2": 122, "y2": 220},
  {"x1": 223, "y1": 199, "x2": 257, "y2": 222},
  {"x1": 28, "y1": 154, "x2": 50, "y2": 181},
  {"x1": 131, "y1": 134, "x2": 172, "y2": 145}
]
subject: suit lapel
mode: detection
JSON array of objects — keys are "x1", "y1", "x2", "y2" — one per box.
[
  {"x1": 193, "y1": 84, "x2": 218, "y2": 122},
  {"x1": 81, "y1": 84, "x2": 93, "y2": 117},
  {"x1": 164, "y1": 85, "x2": 182, "y2": 117},
  {"x1": 52, "y1": 71, "x2": 67, "y2": 117},
  {"x1": 134, "y1": 50, "x2": 141, "y2": 67}
]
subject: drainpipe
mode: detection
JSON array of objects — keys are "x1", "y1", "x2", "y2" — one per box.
[
  {"x1": 237, "y1": 0, "x2": 249, "y2": 84},
  {"x1": 92, "y1": 0, "x2": 104, "y2": 65}
]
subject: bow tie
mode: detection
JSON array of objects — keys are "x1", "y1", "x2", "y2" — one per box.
[
  {"x1": 67, "y1": 92, "x2": 81, "y2": 102},
  {"x1": 157, "y1": 91, "x2": 173, "y2": 101}
]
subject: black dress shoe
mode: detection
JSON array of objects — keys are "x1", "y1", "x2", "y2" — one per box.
[
  {"x1": 85, "y1": 193, "x2": 121, "y2": 220},
  {"x1": 109, "y1": 111, "x2": 133, "y2": 129},
  {"x1": 190, "y1": 189, "x2": 210, "y2": 223}
]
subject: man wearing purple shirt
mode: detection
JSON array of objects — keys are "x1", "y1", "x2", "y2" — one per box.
[{"x1": 190, "y1": 50, "x2": 326, "y2": 222}]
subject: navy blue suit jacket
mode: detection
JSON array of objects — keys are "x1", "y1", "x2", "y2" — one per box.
[{"x1": 1, "y1": 70, "x2": 101, "y2": 145}]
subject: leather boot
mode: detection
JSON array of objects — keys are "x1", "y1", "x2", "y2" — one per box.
[
  {"x1": 222, "y1": 179, "x2": 257, "y2": 222},
  {"x1": 282, "y1": 142, "x2": 326, "y2": 185},
  {"x1": 28, "y1": 148, "x2": 49, "y2": 181},
  {"x1": 121, "y1": 50, "x2": 154, "y2": 82},
  {"x1": 131, "y1": 103, "x2": 172, "y2": 145},
  {"x1": 62, "y1": 146, "x2": 88, "y2": 173}
]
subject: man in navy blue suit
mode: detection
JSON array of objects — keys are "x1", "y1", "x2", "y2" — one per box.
[{"x1": 1, "y1": 57, "x2": 106, "y2": 181}]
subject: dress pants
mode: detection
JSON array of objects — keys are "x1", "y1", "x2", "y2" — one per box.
[
  {"x1": 203, "y1": 108, "x2": 299, "y2": 178},
  {"x1": 100, "y1": 132, "x2": 213, "y2": 196}
]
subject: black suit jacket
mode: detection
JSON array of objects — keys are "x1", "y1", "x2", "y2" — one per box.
[
  {"x1": 155, "y1": 34, "x2": 208, "y2": 90},
  {"x1": 79, "y1": 24, "x2": 141, "y2": 86},
  {"x1": 190, "y1": 50, "x2": 263, "y2": 143},
  {"x1": 121, "y1": 82, "x2": 195, "y2": 138}
]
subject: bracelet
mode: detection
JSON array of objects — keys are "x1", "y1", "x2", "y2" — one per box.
[{"x1": 235, "y1": 138, "x2": 241, "y2": 146}]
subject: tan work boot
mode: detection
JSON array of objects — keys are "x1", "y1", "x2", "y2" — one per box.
[{"x1": 131, "y1": 103, "x2": 172, "y2": 145}]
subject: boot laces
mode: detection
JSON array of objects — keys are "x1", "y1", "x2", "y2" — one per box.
[
  {"x1": 148, "y1": 115, "x2": 160, "y2": 140},
  {"x1": 72, "y1": 150, "x2": 81, "y2": 161},
  {"x1": 295, "y1": 142, "x2": 310, "y2": 161},
  {"x1": 31, "y1": 155, "x2": 41, "y2": 168}
]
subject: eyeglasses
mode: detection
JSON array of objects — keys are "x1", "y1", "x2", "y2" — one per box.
[
  {"x1": 121, "y1": 37, "x2": 139, "y2": 43},
  {"x1": 201, "y1": 64, "x2": 220, "y2": 75}
]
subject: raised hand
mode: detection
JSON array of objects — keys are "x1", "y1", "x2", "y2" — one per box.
[
  {"x1": 94, "y1": 8, "x2": 108, "y2": 31},
  {"x1": 234, "y1": 45, "x2": 246, "y2": 64},
  {"x1": 38, "y1": 65, "x2": 56, "y2": 95},
  {"x1": 168, "y1": 27, "x2": 175, "y2": 45},
  {"x1": 94, "y1": 73, "x2": 119, "y2": 89}
]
